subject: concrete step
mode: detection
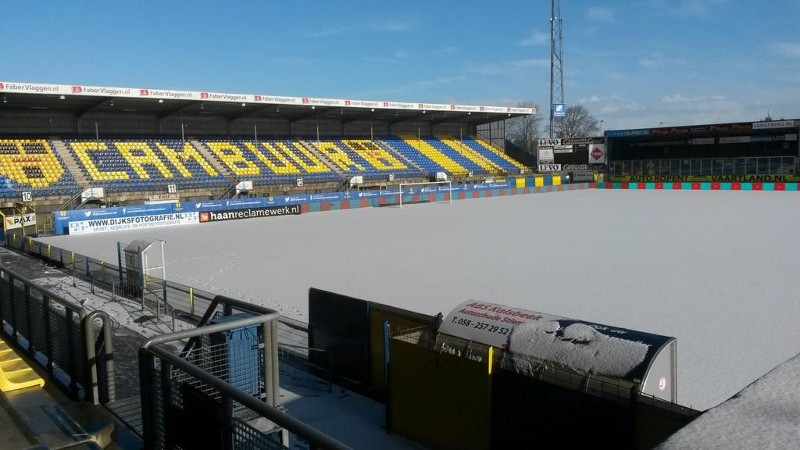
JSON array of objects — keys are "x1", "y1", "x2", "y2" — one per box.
[
  {"x1": 50, "y1": 139, "x2": 90, "y2": 187},
  {"x1": 4, "y1": 387, "x2": 115, "y2": 449}
]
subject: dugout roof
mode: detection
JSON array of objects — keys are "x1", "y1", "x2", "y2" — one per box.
[
  {"x1": 439, "y1": 300, "x2": 678, "y2": 402},
  {"x1": 0, "y1": 80, "x2": 535, "y2": 130}
]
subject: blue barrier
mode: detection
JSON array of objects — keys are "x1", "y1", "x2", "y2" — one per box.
[{"x1": 53, "y1": 179, "x2": 575, "y2": 235}]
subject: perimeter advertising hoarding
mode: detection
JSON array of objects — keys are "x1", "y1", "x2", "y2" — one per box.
[
  {"x1": 53, "y1": 180, "x2": 522, "y2": 234},
  {"x1": 4, "y1": 213, "x2": 36, "y2": 230},
  {"x1": 198, "y1": 205, "x2": 300, "y2": 223},
  {"x1": 609, "y1": 174, "x2": 800, "y2": 183},
  {"x1": 0, "y1": 80, "x2": 536, "y2": 115},
  {"x1": 68, "y1": 212, "x2": 199, "y2": 235},
  {"x1": 570, "y1": 170, "x2": 595, "y2": 182}
]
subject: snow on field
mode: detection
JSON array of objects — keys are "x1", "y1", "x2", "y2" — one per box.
[{"x1": 37, "y1": 189, "x2": 800, "y2": 412}]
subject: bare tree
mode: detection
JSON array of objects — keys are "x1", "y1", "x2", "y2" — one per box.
[
  {"x1": 550, "y1": 104, "x2": 600, "y2": 138},
  {"x1": 506, "y1": 101, "x2": 542, "y2": 154}
]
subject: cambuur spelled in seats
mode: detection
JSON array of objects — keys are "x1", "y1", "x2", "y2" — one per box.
[
  {"x1": 203, "y1": 139, "x2": 340, "y2": 185},
  {"x1": 1, "y1": 136, "x2": 527, "y2": 198},
  {"x1": 64, "y1": 139, "x2": 228, "y2": 191},
  {"x1": 313, "y1": 139, "x2": 423, "y2": 182},
  {"x1": 0, "y1": 139, "x2": 79, "y2": 198}
]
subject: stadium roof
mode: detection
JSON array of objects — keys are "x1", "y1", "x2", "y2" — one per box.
[{"x1": 0, "y1": 80, "x2": 535, "y2": 127}]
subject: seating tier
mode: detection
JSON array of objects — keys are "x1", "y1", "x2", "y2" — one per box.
[{"x1": 0, "y1": 139, "x2": 79, "y2": 198}]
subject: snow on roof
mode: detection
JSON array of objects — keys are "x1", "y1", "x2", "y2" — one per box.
[
  {"x1": 509, "y1": 320, "x2": 650, "y2": 378},
  {"x1": 439, "y1": 300, "x2": 673, "y2": 381}
]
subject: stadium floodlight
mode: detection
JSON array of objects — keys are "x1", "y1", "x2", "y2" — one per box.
[{"x1": 397, "y1": 180, "x2": 453, "y2": 208}]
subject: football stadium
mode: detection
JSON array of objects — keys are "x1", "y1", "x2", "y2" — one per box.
[{"x1": 1, "y1": 80, "x2": 800, "y2": 449}]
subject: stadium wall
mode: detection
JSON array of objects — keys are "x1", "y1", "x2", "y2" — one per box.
[
  {"x1": 52, "y1": 175, "x2": 588, "y2": 235},
  {"x1": 51, "y1": 177, "x2": 798, "y2": 237}
]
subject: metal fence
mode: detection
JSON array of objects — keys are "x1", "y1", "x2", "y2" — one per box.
[
  {"x1": 9, "y1": 235, "x2": 229, "y2": 326},
  {"x1": 139, "y1": 300, "x2": 351, "y2": 450},
  {"x1": 0, "y1": 264, "x2": 115, "y2": 404},
  {"x1": 9, "y1": 236, "x2": 344, "y2": 447},
  {"x1": 9, "y1": 236, "x2": 319, "y2": 351}
]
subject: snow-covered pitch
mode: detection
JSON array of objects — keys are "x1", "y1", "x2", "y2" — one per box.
[{"x1": 38, "y1": 189, "x2": 800, "y2": 412}]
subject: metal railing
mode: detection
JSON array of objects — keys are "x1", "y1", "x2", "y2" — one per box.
[
  {"x1": 0, "y1": 265, "x2": 115, "y2": 404},
  {"x1": 11, "y1": 237, "x2": 350, "y2": 447},
  {"x1": 139, "y1": 301, "x2": 351, "y2": 450},
  {"x1": 10, "y1": 236, "x2": 315, "y2": 347}
]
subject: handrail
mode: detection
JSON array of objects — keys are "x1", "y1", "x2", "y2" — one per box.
[
  {"x1": 81, "y1": 310, "x2": 115, "y2": 405},
  {"x1": 139, "y1": 309, "x2": 352, "y2": 450},
  {"x1": 0, "y1": 264, "x2": 115, "y2": 404},
  {"x1": 217, "y1": 177, "x2": 241, "y2": 199},
  {"x1": 148, "y1": 343, "x2": 352, "y2": 450}
]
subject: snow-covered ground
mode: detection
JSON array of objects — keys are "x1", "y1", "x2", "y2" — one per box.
[
  {"x1": 37, "y1": 190, "x2": 800, "y2": 416},
  {"x1": 658, "y1": 351, "x2": 800, "y2": 449}
]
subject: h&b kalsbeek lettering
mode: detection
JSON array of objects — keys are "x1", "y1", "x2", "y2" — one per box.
[
  {"x1": 458, "y1": 307, "x2": 528, "y2": 326},
  {"x1": 464, "y1": 303, "x2": 544, "y2": 321}
]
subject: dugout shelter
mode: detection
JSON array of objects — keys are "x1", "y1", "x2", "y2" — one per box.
[{"x1": 387, "y1": 300, "x2": 691, "y2": 450}]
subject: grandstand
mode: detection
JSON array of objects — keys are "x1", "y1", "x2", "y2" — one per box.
[
  {"x1": 0, "y1": 135, "x2": 527, "y2": 199},
  {"x1": 605, "y1": 120, "x2": 800, "y2": 183},
  {"x1": 0, "y1": 81, "x2": 535, "y2": 219},
  {"x1": 0, "y1": 81, "x2": 539, "y2": 244}
]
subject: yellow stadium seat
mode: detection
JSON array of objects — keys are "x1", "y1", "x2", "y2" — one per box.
[{"x1": 0, "y1": 338, "x2": 45, "y2": 392}]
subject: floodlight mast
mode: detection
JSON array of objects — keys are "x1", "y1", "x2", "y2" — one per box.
[{"x1": 549, "y1": 0, "x2": 565, "y2": 138}]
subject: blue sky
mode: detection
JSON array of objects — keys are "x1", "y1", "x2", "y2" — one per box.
[{"x1": 2, "y1": 0, "x2": 799, "y2": 130}]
